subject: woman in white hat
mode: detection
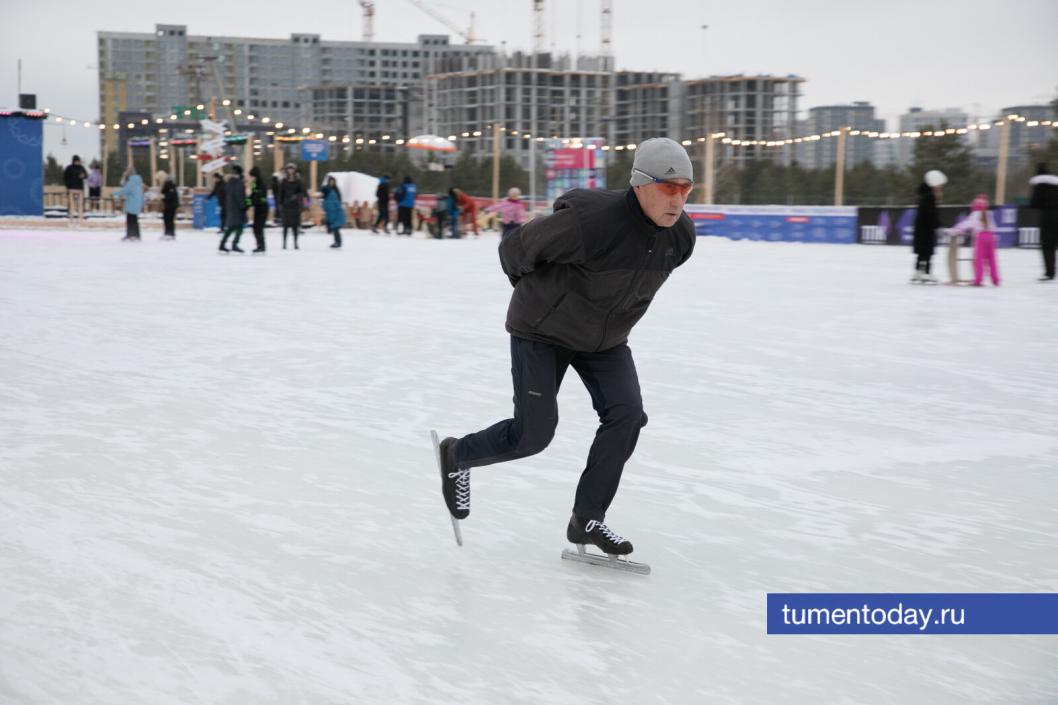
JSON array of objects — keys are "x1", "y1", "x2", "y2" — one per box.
[{"x1": 911, "y1": 169, "x2": 947, "y2": 283}]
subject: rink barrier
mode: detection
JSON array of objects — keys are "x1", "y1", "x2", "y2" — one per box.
[
  {"x1": 684, "y1": 205, "x2": 858, "y2": 244},
  {"x1": 856, "y1": 205, "x2": 1046, "y2": 248}
]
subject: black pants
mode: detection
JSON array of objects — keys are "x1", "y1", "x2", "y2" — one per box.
[
  {"x1": 283, "y1": 225, "x2": 299, "y2": 248},
  {"x1": 220, "y1": 225, "x2": 243, "y2": 248},
  {"x1": 125, "y1": 213, "x2": 140, "y2": 239},
  {"x1": 915, "y1": 253, "x2": 932, "y2": 273},
  {"x1": 163, "y1": 206, "x2": 176, "y2": 236},
  {"x1": 374, "y1": 205, "x2": 389, "y2": 230},
  {"x1": 454, "y1": 336, "x2": 647, "y2": 522},
  {"x1": 331, "y1": 227, "x2": 342, "y2": 246},
  {"x1": 252, "y1": 208, "x2": 268, "y2": 251},
  {"x1": 1041, "y1": 223, "x2": 1057, "y2": 278},
  {"x1": 397, "y1": 206, "x2": 412, "y2": 234}
]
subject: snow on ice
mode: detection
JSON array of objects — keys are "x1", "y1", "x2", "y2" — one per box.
[{"x1": 1, "y1": 227, "x2": 1056, "y2": 704}]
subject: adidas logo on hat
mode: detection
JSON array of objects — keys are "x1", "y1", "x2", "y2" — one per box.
[{"x1": 665, "y1": 167, "x2": 677, "y2": 175}]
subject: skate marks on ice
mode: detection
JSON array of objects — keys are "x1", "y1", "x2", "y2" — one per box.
[
  {"x1": 560, "y1": 544, "x2": 651, "y2": 575},
  {"x1": 430, "y1": 429, "x2": 464, "y2": 546}
]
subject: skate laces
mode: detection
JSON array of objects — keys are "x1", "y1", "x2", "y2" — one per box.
[
  {"x1": 585, "y1": 520, "x2": 626, "y2": 545},
  {"x1": 447, "y1": 469, "x2": 471, "y2": 511}
]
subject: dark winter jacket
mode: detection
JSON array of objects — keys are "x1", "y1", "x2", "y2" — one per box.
[
  {"x1": 161, "y1": 182, "x2": 179, "y2": 212},
  {"x1": 1029, "y1": 174, "x2": 1058, "y2": 233},
  {"x1": 498, "y1": 188, "x2": 696, "y2": 353},
  {"x1": 376, "y1": 179, "x2": 390, "y2": 208},
  {"x1": 223, "y1": 176, "x2": 248, "y2": 228},
  {"x1": 912, "y1": 183, "x2": 940, "y2": 256},
  {"x1": 209, "y1": 179, "x2": 226, "y2": 213},
  {"x1": 248, "y1": 178, "x2": 269, "y2": 213},
  {"x1": 63, "y1": 163, "x2": 87, "y2": 190},
  {"x1": 278, "y1": 178, "x2": 306, "y2": 227}
]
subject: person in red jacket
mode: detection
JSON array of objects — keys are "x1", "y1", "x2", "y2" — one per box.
[{"x1": 453, "y1": 188, "x2": 479, "y2": 237}]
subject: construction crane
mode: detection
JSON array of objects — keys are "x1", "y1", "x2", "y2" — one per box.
[
  {"x1": 359, "y1": 1, "x2": 375, "y2": 43},
  {"x1": 532, "y1": 1, "x2": 545, "y2": 55},
  {"x1": 407, "y1": 0, "x2": 482, "y2": 44}
]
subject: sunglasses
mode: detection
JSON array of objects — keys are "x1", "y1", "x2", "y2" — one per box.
[{"x1": 633, "y1": 168, "x2": 694, "y2": 196}]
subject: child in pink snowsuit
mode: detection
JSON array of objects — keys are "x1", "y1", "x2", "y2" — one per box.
[{"x1": 950, "y1": 194, "x2": 1000, "y2": 286}]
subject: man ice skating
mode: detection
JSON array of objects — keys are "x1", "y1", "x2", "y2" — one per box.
[{"x1": 434, "y1": 137, "x2": 696, "y2": 561}]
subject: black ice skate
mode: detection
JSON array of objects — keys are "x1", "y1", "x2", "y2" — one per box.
[
  {"x1": 429, "y1": 429, "x2": 468, "y2": 546},
  {"x1": 561, "y1": 514, "x2": 650, "y2": 575}
]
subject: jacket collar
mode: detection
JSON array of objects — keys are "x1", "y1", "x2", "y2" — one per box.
[{"x1": 625, "y1": 187, "x2": 665, "y2": 233}]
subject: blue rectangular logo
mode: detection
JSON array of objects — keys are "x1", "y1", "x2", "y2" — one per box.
[{"x1": 767, "y1": 593, "x2": 1058, "y2": 634}]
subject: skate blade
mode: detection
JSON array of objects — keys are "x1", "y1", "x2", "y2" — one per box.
[
  {"x1": 430, "y1": 429, "x2": 463, "y2": 547},
  {"x1": 561, "y1": 545, "x2": 650, "y2": 575}
]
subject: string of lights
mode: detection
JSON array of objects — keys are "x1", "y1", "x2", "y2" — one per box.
[{"x1": 36, "y1": 103, "x2": 1058, "y2": 154}]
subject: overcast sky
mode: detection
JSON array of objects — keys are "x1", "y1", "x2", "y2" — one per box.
[{"x1": 3, "y1": 0, "x2": 1056, "y2": 163}]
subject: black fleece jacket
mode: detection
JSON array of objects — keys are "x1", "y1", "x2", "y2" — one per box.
[{"x1": 498, "y1": 187, "x2": 695, "y2": 352}]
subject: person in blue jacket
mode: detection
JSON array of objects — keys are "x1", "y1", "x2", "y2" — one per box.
[
  {"x1": 321, "y1": 176, "x2": 347, "y2": 249},
  {"x1": 446, "y1": 188, "x2": 460, "y2": 238},
  {"x1": 118, "y1": 167, "x2": 144, "y2": 241},
  {"x1": 395, "y1": 175, "x2": 417, "y2": 235}
]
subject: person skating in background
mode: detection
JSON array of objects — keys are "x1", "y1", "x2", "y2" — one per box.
[
  {"x1": 433, "y1": 137, "x2": 697, "y2": 559},
  {"x1": 118, "y1": 167, "x2": 144, "y2": 241},
  {"x1": 63, "y1": 155, "x2": 88, "y2": 223},
  {"x1": 484, "y1": 187, "x2": 528, "y2": 238},
  {"x1": 395, "y1": 175, "x2": 417, "y2": 235},
  {"x1": 948, "y1": 194, "x2": 1000, "y2": 287},
  {"x1": 271, "y1": 171, "x2": 283, "y2": 226},
  {"x1": 912, "y1": 170, "x2": 946, "y2": 283},
  {"x1": 208, "y1": 172, "x2": 226, "y2": 234},
  {"x1": 219, "y1": 165, "x2": 248, "y2": 253},
  {"x1": 373, "y1": 174, "x2": 391, "y2": 234},
  {"x1": 279, "y1": 164, "x2": 306, "y2": 250},
  {"x1": 321, "y1": 175, "x2": 346, "y2": 249},
  {"x1": 161, "y1": 178, "x2": 178, "y2": 240},
  {"x1": 445, "y1": 188, "x2": 460, "y2": 238},
  {"x1": 1029, "y1": 163, "x2": 1058, "y2": 282},
  {"x1": 453, "y1": 188, "x2": 479, "y2": 237},
  {"x1": 247, "y1": 167, "x2": 269, "y2": 253},
  {"x1": 86, "y1": 162, "x2": 103, "y2": 211}
]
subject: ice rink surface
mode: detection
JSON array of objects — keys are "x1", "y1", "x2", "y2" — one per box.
[{"x1": 2, "y1": 226, "x2": 1056, "y2": 705}]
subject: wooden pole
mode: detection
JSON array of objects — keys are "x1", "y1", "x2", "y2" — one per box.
[
  {"x1": 703, "y1": 134, "x2": 716, "y2": 205},
  {"x1": 492, "y1": 124, "x2": 502, "y2": 200},
  {"x1": 995, "y1": 119, "x2": 1011, "y2": 205},
  {"x1": 834, "y1": 127, "x2": 847, "y2": 207},
  {"x1": 274, "y1": 140, "x2": 284, "y2": 173},
  {"x1": 126, "y1": 142, "x2": 132, "y2": 170},
  {"x1": 245, "y1": 135, "x2": 253, "y2": 171},
  {"x1": 310, "y1": 160, "x2": 318, "y2": 193},
  {"x1": 149, "y1": 139, "x2": 157, "y2": 185},
  {"x1": 196, "y1": 138, "x2": 203, "y2": 188}
]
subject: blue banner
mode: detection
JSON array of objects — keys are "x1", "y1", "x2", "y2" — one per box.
[
  {"x1": 192, "y1": 192, "x2": 219, "y2": 229},
  {"x1": 684, "y1": 205, "x2": 858, "y2": 244},
  {"x1": 0, "y1": 116, "x2": 44, "y2": 216},
  {"x1": 768, "y1": 593, "x2": 1058, "y2": 635},
  {"x1": 300, "y1": 140, "x2": 328, "y2": 162}
]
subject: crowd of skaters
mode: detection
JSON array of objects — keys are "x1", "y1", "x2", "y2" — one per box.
[{"x1": 58, "y1": 153, "x2": 1058, "y2": 282}]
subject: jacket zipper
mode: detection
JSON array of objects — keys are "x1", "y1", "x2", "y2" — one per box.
[{"x1": 595, "y1": 232, "x2": 659, "y2": 351}]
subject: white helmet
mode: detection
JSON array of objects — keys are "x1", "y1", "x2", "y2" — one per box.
[{"x1": 924, "y1": 170, "x2": 948, "y2": 187}]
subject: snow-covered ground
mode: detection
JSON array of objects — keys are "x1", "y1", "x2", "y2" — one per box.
[{"x1": 2, "y1": 226, "x2": 1056, "y2": 705}]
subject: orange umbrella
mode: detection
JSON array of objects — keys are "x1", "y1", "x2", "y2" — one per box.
[{"x1": 406, "y1": 134, "x2": 456, "y2": 153}]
